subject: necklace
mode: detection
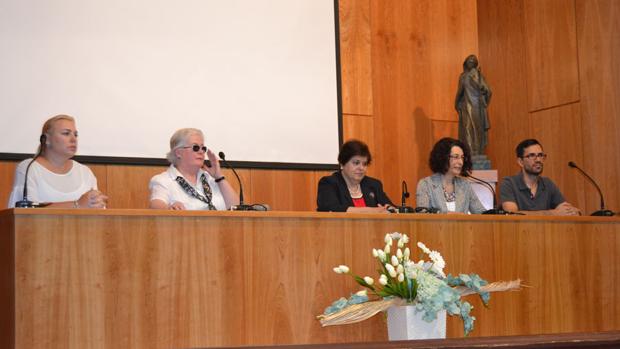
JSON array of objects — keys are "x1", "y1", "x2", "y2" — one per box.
[
  {"x1": 442, "y1": 178, "x2": 456, "y2": 202},
  {"x1": 348, "y1": 184, "x2": 362, "y2": 198}
]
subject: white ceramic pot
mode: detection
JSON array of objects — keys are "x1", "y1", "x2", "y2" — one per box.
[{"x1": 386, "y1": 305, "x2": 447, "y2": 340}]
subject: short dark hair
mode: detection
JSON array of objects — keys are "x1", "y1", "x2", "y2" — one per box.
[
  {"x1": 515, "y1": 139, "x2": 542, "y2": 158},
  {"x1": 338, "y1": 139, "x2": 372, "y2": 166},
  {"x1": 428, "y1": 137, "x2": 472, "y2": 175}
]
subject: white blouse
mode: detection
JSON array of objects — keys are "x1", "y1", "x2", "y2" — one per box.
[
  {"x1": 149, "y1": 165, "x2": 227, "y2": 210},
  {"x1": 8, "y1": 159, "x2": 98, "y2": 207},
  {"x1": 446, "y1": 201, "x2": 456, "y2": 212}
]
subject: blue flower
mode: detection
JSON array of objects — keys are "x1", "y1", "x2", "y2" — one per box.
[
  {"x1": 324, "y1": 297, "x2": 349, "y2": 315},
  {"x1": 348, "y1": 292, "x2": 369, "y2": 305}
]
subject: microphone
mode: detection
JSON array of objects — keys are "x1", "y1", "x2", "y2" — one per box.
[
  {"x1": 568, "y1": 161, "x2": 614, "y2": 216},
  {"x1": 414, "y1": 207, "x2": 439, "y2": 214},
  {"x1": 465, "y1": 173, "x2": 509, "y2": 215},
  {"x1": 398, "y1": 181, "x2": 414, "y2": 213},
  {"x1": 15, "y1": 134, "x2": 46, "y2": 208},
  {"x1": 218, "y1": 151, "x2": 254, "y2": 211}
]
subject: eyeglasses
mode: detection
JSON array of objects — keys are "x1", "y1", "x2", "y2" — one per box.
[
  {"x1": 449, "y1": 154, "x2": 466, "y2": 160},
  {"x1": 521, "y1": 152, "x2": 547, "y2": 160},
  {"x1": 182, "y1": 144, "x2": 207, "y2": 153}
]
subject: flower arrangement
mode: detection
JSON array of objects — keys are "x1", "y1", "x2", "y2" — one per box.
[{"x1": 318, "y1": 232, "x2": 521, "y2": 336}]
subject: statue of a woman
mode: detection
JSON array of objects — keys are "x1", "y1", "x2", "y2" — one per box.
[{"x1": 455, "y1": 55, "x2": 492, "y2": 155}]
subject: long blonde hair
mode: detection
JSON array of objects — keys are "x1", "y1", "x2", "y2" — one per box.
[{"x1": 38, "y1": 114, "x2": 75, "y2": 155}]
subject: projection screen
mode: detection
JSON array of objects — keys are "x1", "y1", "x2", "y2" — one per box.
[{"x1": 0, "y1": 0, "x2": 341, "y2": 169}]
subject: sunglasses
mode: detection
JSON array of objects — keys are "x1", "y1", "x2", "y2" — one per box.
[{"x1": 181, "y1": 144, "x2": 207, "y2": 152}]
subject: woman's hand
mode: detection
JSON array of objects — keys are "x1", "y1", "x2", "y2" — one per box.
[
  {"x1": 77, "y1": 189, "x2": 108, "y2": 208},
  {"x1": 169, "y1": 201, "x2": 186, "y2": 210},
  {"x1": 203, "y1": 149, "x2": 223, "y2": 179}
]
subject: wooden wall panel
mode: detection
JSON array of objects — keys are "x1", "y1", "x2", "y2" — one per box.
[
  {"x1": 576, "y1": 0, "x2": 620, "y2": 214},
  {"x1": 523, "y1": 0, "x2": 580, "y2": 112},
  {"x1": 477, "y1": 0, "x2": 533, "y2": 180},
  {"x1": 342, "y1": 114, "x2": 374, "y2": 147},
  {"x1": 431, "y1": 120, "x2": 458, "y2": 145},
  {"x1": 425, "y1": 0, "x2": 479, "y2": 122},
  {"x1": 369, "y1": 0, "x2": 479, "y2": 201},
  {"x1": 248, "y1": 169, "x2": 318, "y2": 211},
  {"x1": 339, "y1": 0, "x2": 373, "y2": 116},
  {"x1": 0, "y1": 159, "x2": 320, "y2": 212},
  {"x1": 0, "y1": 161, "x2": 17, "y2": 209},
  {"x1": 529, "y1": 103, "x2": 587, "y2": 212},
  {"x1": 89, "y1": 164, "x2": 107, "y2": 196},
  {"x1": 105, "y1": 165, "x2": 163, "y2": 209}
]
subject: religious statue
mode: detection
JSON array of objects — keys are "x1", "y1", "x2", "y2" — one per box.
[{"x1": 454, "y1": 54, "x2": 492, "y2": 158}]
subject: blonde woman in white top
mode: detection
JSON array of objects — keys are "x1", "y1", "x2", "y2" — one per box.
[{"x1": 8, "y1": 115, "x2": 108, "y2": 208}]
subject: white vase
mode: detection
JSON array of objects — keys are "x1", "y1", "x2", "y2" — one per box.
[{"x1": 386, "y1": 305, "x2": 446, "y2": 340}]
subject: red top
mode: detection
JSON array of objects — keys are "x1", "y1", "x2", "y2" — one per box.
[{"x1": 352, "y1": 197, "x2": 366, "y2": 207}]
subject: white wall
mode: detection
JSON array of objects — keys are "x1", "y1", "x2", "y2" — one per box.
[{"x1": 0, "y1": 0, "x2": 340, "y2": 166}]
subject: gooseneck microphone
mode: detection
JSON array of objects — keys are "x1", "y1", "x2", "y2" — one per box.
[
  {"x1": 568, "y1": 161, "x2": 614, "y2": 216},
  {"x1": 218, "y1": 151, "x2": 253, "y2": 211},
  {"x1": 398, "y1": 181, "x2": 414, "y2": 213},
  {"x1": 465, "y1": 173, "x2": 509, "y2": 215},
  {"x1": 15, "y1": 135, "x2": 46, "y2": 208}
]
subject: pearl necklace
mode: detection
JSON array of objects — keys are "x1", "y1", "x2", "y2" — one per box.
[{"x1": 348, "y1": 184, "x2": 362, "y2": 198}]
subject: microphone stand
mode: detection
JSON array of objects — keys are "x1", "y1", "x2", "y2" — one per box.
[
  {"x1": 465, "y1": 173, "x2": 509, "y2": 215},
  {"x1": 568, "y1": 161, "x2": 614, "y2": 216},
  {"x1": 218, "y1": 151, "x2": 254, "y2": 211},
  {"x1": 15, "y1": 145, "x2": 45, "y2": 208},
  {"x1": 398, "y1": 181, "x2": 414, "y2": 213}
]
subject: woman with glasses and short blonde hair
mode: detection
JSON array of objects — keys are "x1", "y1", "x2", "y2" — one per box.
[
  {"x1": 415, "y1": 137, "x2": 485, "y2": 214},
  {"x1": 148, "y1": 128, "x2": 239, "y2": 210}
]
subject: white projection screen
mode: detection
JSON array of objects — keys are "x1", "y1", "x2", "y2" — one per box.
[{"x1": 0, "y1": 0, "x2": 341, "y2": 168}]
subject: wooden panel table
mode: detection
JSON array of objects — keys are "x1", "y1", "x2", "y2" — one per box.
[{"x1": 1, "y1": 209, "x2": 618, "y2": 348}]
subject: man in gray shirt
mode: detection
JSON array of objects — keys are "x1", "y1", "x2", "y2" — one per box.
[{"x1": 499, "y1": 139, "x2": 580, "y2": 215}]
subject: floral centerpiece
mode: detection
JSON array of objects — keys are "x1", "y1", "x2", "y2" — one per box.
[{"x1": 317, "y1": 232, "x2": 521, "y2": 337}]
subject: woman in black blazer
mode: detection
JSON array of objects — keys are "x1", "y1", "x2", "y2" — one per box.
[{"x1": 317, "y1": 140, "x2": 394, "y2": 212}]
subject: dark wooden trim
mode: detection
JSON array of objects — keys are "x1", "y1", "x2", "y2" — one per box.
[{"x1": 204, "y1": 331, "x2": 620, "y2": 349}]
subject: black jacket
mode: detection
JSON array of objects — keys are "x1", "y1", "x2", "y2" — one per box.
[{"x1": 316, "y1": 171, "x2": 393, "y2": 212}]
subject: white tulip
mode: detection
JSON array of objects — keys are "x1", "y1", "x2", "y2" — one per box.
[
  {"x1": 385, "y1": 264, "x2": 397, "y2": 278},
  {"x1": 401, "y1": 234, "x2": 410, "y2": 244},
  {"x1": 397, "y1": 273, "x2": 405, "y2": 282},
  {"x1": 396, "y1": 264, "x2": 404, "y2": 274},
  {"x1": 417, "y1": 242, "x2": 431, "y2": 254},
  {"x1": 397, "y1": 239, "x2": 404, "y2": 248},
  {"x1": 333, "y1": 266, "x2": 342, "y2": 274},
  {"x1": 356, "y1": 289, "x2": 368, "y2": 297},
  {"x1": 391, "y1": 255, "x2": 399, "y2": 266},
  {"x1": 377, "y1": 250, "x2": 387, "y2": 262},
  {"x1": 384, "y1": 234, "x2": 392, "y2": 245},
  {"x1": 339, "y1": 265, "x2": 350, "y2": 273},
  {"x1": 363, "y1": 276, "x2": 374, "y2": 285},
  {"x1": 372, "y1": 248, "x2": 378, "y2": 257},
  {"x1": 404, "y1": 247, "x2": 410, "y2": 260},
  {"x1": 396, "y1": 248, "x2": 403, "y2": 259},
  {"x1": 379, "y1": 274, "x2": 388, "y2": 285},
  {"x1": 384, "y1": 244, "x2": 391, "y2": 254}
]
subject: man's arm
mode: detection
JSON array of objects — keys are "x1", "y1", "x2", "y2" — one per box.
[{"x1": 501, "y1": 201, "x2": 580, "y2": 216}]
